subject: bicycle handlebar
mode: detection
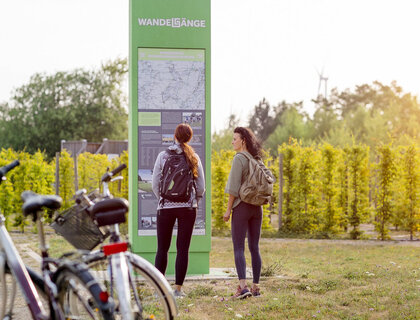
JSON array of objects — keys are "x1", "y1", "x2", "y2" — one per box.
[
  {"x1": 0, "y1": 160, "x2": 20, "y2": 183},
  {"x1": 111, "y1": 164, "x2": 127, "y2": 176},
  {"x1": 101, "y1": 164, "x2": 127, "y2": 183}
]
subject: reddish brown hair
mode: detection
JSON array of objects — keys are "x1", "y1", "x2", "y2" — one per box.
[{"x1": 175, "y1": 123, "x2": 198, "y2": 177}]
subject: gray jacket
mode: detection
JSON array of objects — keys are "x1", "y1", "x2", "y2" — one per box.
[{"x1": 152, "y1": 143, "x2": 205, "y2": 210}]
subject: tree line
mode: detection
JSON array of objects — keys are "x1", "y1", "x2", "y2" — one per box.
[
  {"x1": 0, "y1": 59, "x2": 128, "y2": 158},
  {"x1": 2, "y1": 58, "x2": 419, "y2": 161},
  {"x1": 213, "y1": 81, "x2": 420, "y2": 157}
]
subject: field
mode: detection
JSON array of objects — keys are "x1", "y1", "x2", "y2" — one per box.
[
  {"x1": 171, "y1": 238, "x2": 419, "y2": 320},
  {"x1": 17, "y1": 231, "x2": 419, "y2": 320}
]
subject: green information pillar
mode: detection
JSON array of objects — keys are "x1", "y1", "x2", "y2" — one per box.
[{"x1": 129, "y1": 0, "x2": 211, "y2": 275}]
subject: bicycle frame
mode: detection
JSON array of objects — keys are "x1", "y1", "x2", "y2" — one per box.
[
  {"x1": 102, "y1": 175, "x2": 179, "y2": 319},
  {"x1": 0, "y1": 161, "x2": 70, "y2": 320},
  {"x1": 77, "y1": 164, "x2": 178, "y2": 319},
  {"x1": 83, "y1": 249, "x2": 178, "y2": 318},
  {"x1": 0, "y1": 213, "x2": 48, "y2": 320},
  {"x1": 34, "y1": 212, "x2": 67, "y2": 320},
  {"x1": 76, "y1": 175, "x2": 135, "y2": 319},
  {"x1": 101, "y1": 219, "x2": 133, "y2": 319},
  {"x1": 103, "y1": 169, "x2": 141, "y2": 319}
]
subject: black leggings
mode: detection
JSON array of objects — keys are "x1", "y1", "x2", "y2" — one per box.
[
  {"x1": 154, "y1": 207, "x2": 196, "y2": 286},
  {"x1": 231, "y1": 201, "x2": 262, "y2": 284}
]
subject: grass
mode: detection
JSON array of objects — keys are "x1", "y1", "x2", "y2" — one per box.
[
  {"x1": 179, "y1": 238, "x2": 420, "y2": 320},
  {"x1": 12, "y1": 217, "x2": 418, "y2": 320},
  {"x1": 23, "y1": 233, "x2": 419, "y2": 320}
]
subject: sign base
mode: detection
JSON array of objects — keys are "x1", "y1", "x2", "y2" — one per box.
[{"x1": 133, "y1": 251, "x2": 210, "y2": 275}]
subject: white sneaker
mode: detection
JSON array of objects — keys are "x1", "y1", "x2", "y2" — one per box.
[{"x1": 173, "y1": 289, "x2": 186, "y2": 299}]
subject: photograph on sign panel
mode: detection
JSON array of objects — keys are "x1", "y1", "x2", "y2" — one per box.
[
  {"x1": 182, "y1": 112, "x2": 202, "y2": 128},
  {"x1": 138, "y1": 169, "x2": 153, "y2": 193}
]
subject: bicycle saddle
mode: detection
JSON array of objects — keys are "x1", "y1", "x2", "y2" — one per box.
[
  {"x1": 89, "y1": 198, "x2": 128, "y2": 227},
  {"x1": 21, "y1": 191, "x2": 62, "y2": 219}
]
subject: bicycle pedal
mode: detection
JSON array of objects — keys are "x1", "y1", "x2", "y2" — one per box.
[
  {"x1": 3, "y1": 313, "x2": 12, "y2": 320},
  {"x1": 88, "y1": 297, "x2": 95, "y2": 308}
]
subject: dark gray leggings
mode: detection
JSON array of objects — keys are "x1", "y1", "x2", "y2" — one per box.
[{"x1": 231, "y1": 201, "x2": 262, "y2": 284}]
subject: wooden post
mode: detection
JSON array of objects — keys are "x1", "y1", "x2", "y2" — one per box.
[
  {"x1": 268, "y1": 160, "x2": 272, "y2": 225},
  {"x1": 55, "y1": 152, "x2": 60, "y2": 195},
  {"x1": 278, "y1": 153, "x2": 283, "y2": 230},
  {"x1": 73, "y1": 154, "x2": 78, "y2": 191}
]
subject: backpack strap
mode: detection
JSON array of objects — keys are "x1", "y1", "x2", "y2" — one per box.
[
  {"x1": 237, "y1": 152, "x2": 254, "y2": 170},
  {"x1": 237, "y1": 152, "x2": 253, "y2": 187},
  {"x1": 165, "y1": 148, "x2": 178, "y2": 156},
  {"x1": 237, "y1": 151, "x2": 253, "y2": 161}
]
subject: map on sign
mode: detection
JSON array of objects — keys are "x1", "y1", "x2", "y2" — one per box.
[{"x1": 138, "y1": 48, "x2": 205, "y2": 110}]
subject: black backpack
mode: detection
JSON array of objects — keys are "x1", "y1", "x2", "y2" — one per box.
[{"x1": 159, "y1": 150, "x2": 195, "y2": 205}]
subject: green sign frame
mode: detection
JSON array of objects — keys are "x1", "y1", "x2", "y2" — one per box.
[{"x1": 129, "y1": 0, "x2": 211, "y2": 275}]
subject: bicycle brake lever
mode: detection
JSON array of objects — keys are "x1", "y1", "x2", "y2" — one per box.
[{"x1": 110, "y1": 176, "x2": 123, "y2": 183}]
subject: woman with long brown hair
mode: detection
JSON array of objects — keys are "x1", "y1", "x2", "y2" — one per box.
[
  {"x1": 152, "y1": 123, "x2": 205, "y2": 298},
  {"x1": 224, "y1": 127, "x2": 271, "y2": 299}
]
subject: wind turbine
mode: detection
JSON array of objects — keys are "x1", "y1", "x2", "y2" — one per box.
[{"x1": 316, "y1": 67, "x2": 328, "y2": 99}]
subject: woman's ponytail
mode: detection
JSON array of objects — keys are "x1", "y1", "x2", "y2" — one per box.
[
  {"x1": 175, "y1": 124, "x2": 199, "y2": 178},
  {"x1": 180, "y1": 143, "x2": 198, "y2": 178}
]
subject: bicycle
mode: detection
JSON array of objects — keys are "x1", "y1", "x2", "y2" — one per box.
[
  {"x1": 0, "y1": 159, "x2": 115, "y2": 320},
  {"x1": 52, "y1": 164, "x2": 178, "y2": 320}
]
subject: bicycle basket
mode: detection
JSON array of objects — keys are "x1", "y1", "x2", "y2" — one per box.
[{"x1": 51, "y1": 205, "x2": 109, "y2": 250}]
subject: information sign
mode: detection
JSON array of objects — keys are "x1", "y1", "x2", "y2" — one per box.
[{"x1": 129, "y1": 0, "x2": 211, "y2": 274}]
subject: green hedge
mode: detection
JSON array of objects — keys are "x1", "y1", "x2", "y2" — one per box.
[
  {"x1": 213, "y1": 142, "x2": 420, "y2": 238},
  {"x1": 2, "y1": 145, "x2": 419, "y2": 237},
  {"x1": 0, "y1": 148, "x2": 128, "y2": 230}
]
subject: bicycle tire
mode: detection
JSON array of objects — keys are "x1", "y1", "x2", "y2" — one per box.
[
  {"x1": 85, "y1": 251, "x2": 176, "y2": 320},
  {"x1": 52, "y1": 261, "x2": 115, "y2": 320}
]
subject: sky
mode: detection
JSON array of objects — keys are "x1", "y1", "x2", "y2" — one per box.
[{"x1": 1, "y1": 0, "x2": 420, "y2": 133}]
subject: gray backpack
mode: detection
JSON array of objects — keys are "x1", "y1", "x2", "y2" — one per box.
[{"x1": 238, "y1": 152, "x2": 274, "y2": 206}]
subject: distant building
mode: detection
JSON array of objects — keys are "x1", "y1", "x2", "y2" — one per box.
[{"x1": 61, "y1": 138, "x2": 128, "y2": 160}]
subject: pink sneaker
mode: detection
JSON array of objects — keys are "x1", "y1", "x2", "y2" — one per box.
[
  {"x1": 233, "y1": 285, "x2": 252, "y2": 300},
  {"x1": 251, "y1": 286, "x2": 261, "y2": 297}
]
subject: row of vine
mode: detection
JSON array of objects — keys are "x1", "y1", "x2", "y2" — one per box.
[
  {"x1": 212, "y1": 142, "x2": 420, "y2": 240},
  {"x1": 1, "y1": 144, "x2": 419, "y2": 239},
  {"x1": 0, "y1": 149, "x2": 128, "y2": 231}
]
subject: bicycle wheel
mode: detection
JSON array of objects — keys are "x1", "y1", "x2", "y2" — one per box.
[
  {"x1": 53, "y1": 261, "x2": 115, "y2": 320},
  {"x1": 86, "y1": 252, "x2": 176, "y2": 320}
]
